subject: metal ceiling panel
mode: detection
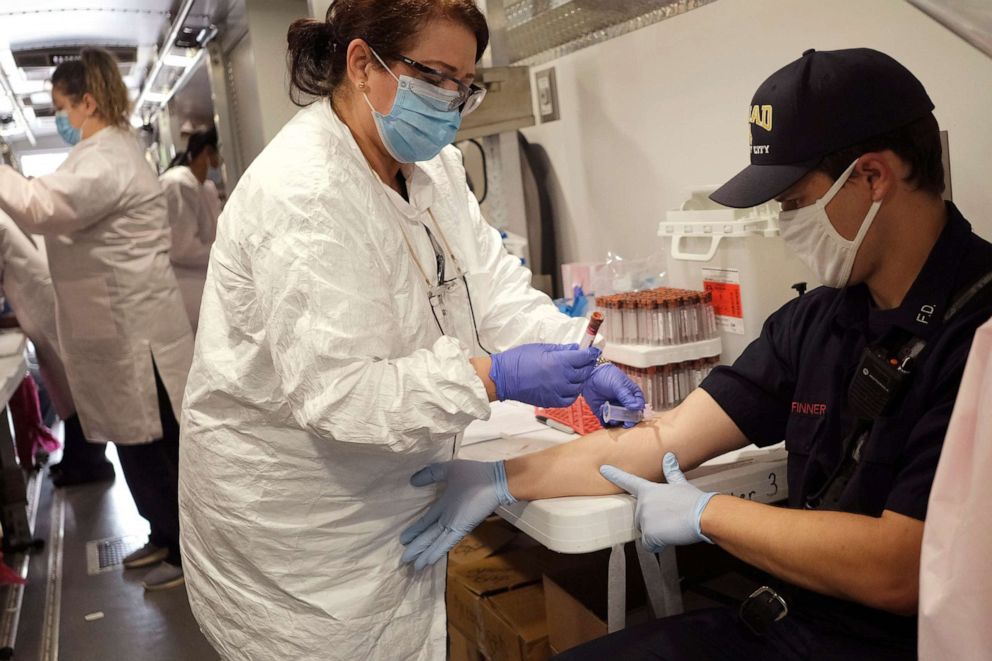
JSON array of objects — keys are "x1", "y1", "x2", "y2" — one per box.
[
  {"x1": 503, "y1": 0, "x2": 716, "y2": 65},
  {"x1": 0, "y1": 2, "x2": 178, "y2": 141},
  {"x1": 0, "y1": 1, "x2": 175, "y2": 50}
]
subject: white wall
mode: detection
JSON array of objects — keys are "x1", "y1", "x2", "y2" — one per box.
[
  {"x1": 245, "y1": 0, "x2": 310, "y2": 144},
  {"x1": 521, "y1": 0, "x2": 992, "y2": 266},
  {"x1": 308, "y1": 0, "x2": 332, "y2": 20}
]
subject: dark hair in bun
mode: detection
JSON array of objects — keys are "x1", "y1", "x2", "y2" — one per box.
[{"x1": 286, "y1": 0, "x2": 489, "y2": 106}]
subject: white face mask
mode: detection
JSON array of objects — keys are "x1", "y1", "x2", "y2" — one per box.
[{"x1": 778, "y1": 159, "x2": 882, "y2": 288}]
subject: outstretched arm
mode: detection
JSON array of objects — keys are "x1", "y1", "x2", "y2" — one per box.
[
  {"x1": 399, "y1": 388, "x2": 749, "y2": 568},
  {"x1": 505, "y1": 388, "x2": 750, "y2": 500}
]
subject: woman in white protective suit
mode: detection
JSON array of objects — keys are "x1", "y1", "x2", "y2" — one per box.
[
  {"x1": 0, "y1": 48, "x2": 194, "y2": 592},
  {"x1": 0, "y1": 212, "x2": 114, "y2": 486},
  {"x1": 159, "y1": 127, "x2": 223, "y2": 330},
  {"x1": 178, "y1": 1, "x2": 644, "y2": 659}
]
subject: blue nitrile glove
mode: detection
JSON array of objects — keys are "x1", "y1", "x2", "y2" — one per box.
[
  {"x1": 489, "y1": 343, "x2": 600, "y2": 408},
  {"x1": 400, "y1": 460, "x2": 517, "y2": 570},
  {"x1": 570, "y1": 286, "x2": 589, "y2": 318},
  {"x1": 582, "y1": 363, "x2": 645, "y2": 428},
  {"x1": 553, "y1": 286, "x2": 589, "y2": 317},
  {"x1": 600, "y1": 453, "x2": 716, "y2": 553}
]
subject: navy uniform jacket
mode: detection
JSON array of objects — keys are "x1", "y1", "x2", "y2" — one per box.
[{"x1": 701, "y1": 202, "x2": 992, "y2": 645}]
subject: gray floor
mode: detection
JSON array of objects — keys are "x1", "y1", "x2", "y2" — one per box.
[{"x1": 6, "y1": 444, "x2": 218, "y2": 660}]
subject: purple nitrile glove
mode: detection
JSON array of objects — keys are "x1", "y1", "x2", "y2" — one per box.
[
  {"x1": 489, "y1": 343, "x2": 600, "y2": 408},
  {"x1": 582, "y1": 363, "x2": 645, "y2": 428}
]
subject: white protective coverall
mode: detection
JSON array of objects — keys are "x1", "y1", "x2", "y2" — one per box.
[
  {"x1": 919, "y1": 317, "x2": 992, "y2": 659},
  {"x1": 0, "y1": 127, "x2": 194, "y2": 443},
  {"x1": 0, "y1": 212, "x2": 73, "y2": 419},
  {"x1": 159, "y1": 165, "x2": 221, "y2": 328},
  {"x1": 179, "y1": 100, "x2": 585, "y2": 660}
]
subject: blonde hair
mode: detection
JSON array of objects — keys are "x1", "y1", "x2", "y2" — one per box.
[{"x1": 51, "y1": 48, "x2": 131, "y2": 127}]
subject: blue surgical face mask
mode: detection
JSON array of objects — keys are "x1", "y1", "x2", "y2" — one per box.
[
  {"x1": 55, "y1": 111, "x2": 82, "y2": 146},
  {"x1": 207, "y1": 166, "x2": 223, "y2": 187},
  {"x1": 364, "y1": 50, "x2": 462, "y2": 163}
]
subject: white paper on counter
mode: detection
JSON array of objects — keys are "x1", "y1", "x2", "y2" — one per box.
[
  {"x1": 458, "y1": 431, "x2": 568, "y2": 461},
  {"x1": 462, "y1": 400, "x2": 551, "y2": 446}
]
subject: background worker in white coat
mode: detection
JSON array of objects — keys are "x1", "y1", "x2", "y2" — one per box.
[
  {"x1": 178, "y1": 1, "x2": 643, "y2": 658},
  {"x1": 0, "y1": 48, "x2": 194, "y2": 591},
  {"x1": 0, "y1": 211, "x2": 113, "y2": 486},
  {"x1": 160, "y1": 127, "x2": 222, "y2": 330}
]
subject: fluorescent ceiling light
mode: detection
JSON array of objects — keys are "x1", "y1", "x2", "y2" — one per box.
[
  {"x1": 143, "y1": 91, "x2": 169, "y2": 103},
  {"x1": 163, "y1": 54, "x2": 194, "y2": 68},
  {"x1": 12, "y1": 79, "x2": 46, "y2": 95}
]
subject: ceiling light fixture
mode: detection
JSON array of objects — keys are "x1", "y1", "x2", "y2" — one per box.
[
  {"x1": 131, "y1": 0, "x2": 197, "y2": 122},
  {"x1": 0, "y1": 64, "x2": 35, "y2": 146}
]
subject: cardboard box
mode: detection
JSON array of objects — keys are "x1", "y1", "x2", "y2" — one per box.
[
  {"x1": 449, "y1": 623, "x2": 483, "y2": 661},
  {"x1": 480, "y1": 584, "x2": 551, "y2": 661},
  {"x1": 448, "y1": 517, "x2": 517, "y2": 566},
  {"x1": 543, "y1": 547, "x2": 648, "y2": 654},
  {"x1": 447, "y1": 548, "x2": 556, "y2": 647},
  {"x1": 543, "y1": 573, "x2": 607, "y2": 653}
]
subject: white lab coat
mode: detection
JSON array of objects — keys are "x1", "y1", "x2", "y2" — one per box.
[
  {"x1": 0, "y1": 126, "x2": 194, "y2": 444},
  {"x1": 0, "y1": 212, "x2": 74, "y2": 419},
  {"x1": 919, "y1": 317, "x2": 992, "y2": 659},
  {"x1": 179, "y1": 100, "x2": 584, "y2": 661},
  {"x1": 159, "y1": 165, "x2": 221, "y2": 328}
]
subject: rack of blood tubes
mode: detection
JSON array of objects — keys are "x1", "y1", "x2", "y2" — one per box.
[
  {"x1": 617, "y1": 358, "x2": 718, "y2": 411},
  {"x1": 595, "y1": 288, "x2": 717, "y2": 346}
]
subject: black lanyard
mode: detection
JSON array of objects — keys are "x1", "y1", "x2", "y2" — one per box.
[{"x1": 423, "y1": 224, "x2": 447, "y2": 286}]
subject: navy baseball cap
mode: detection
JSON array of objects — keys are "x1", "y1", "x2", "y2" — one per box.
[{"x1": 710, "y1": 48, "x2": 935, "y2": 209}]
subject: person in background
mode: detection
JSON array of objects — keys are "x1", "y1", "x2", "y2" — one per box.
[
  {"x1": 403, "y1": 48, "x2": 992, "y2": 659},
  {"x1": 160, "y1": 127, "x2": 222, "y2": 330},
  {"x1": 178, "y1": 1, "x2": 643, "y2": 658},
  {"x1": 0, "y1": 211, "x2": 112, "y2": 486},
  {"x1": 0, "y1": 48, "x2": 194, "y2": 591}
]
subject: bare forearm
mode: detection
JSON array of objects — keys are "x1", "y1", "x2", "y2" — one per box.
[
  {"x1": 701, "y1": 496, "x2": 922, "y2": 615},
  {"x1": 506, "y1": 422, "x2": 667, "y2": 500},
  {"x1": 506, "y1": 389, "x2": 748, "y2": 501}
]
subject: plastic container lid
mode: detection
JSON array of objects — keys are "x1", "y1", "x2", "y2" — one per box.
[
  {"x1": 659, "y1": 187, "x2": 782, "y2": 262},
  {"x1": 604, "y1": 336, "x2": 722, "y2": 369}
]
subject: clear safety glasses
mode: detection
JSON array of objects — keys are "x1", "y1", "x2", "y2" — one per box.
[{"x1": 393, "y1": 54, "x2": 487, "y2": 116}]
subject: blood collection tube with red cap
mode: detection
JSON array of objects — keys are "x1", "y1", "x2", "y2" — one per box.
[{"x1": 579, "y1": 311, "x2": 604, "y2": 349}]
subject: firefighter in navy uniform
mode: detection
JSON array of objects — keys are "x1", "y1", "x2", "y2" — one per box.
[
  {"x1": 403, "y1": 48, "x2": 992, "y2": 660},
  {"x1": 556, "y1": 47, "x2": 992, "y2": 660}
]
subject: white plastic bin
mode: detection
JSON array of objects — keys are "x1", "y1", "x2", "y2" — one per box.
[{"x1": 659, "y1": 189, "x2": 817, "y2": 365}]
